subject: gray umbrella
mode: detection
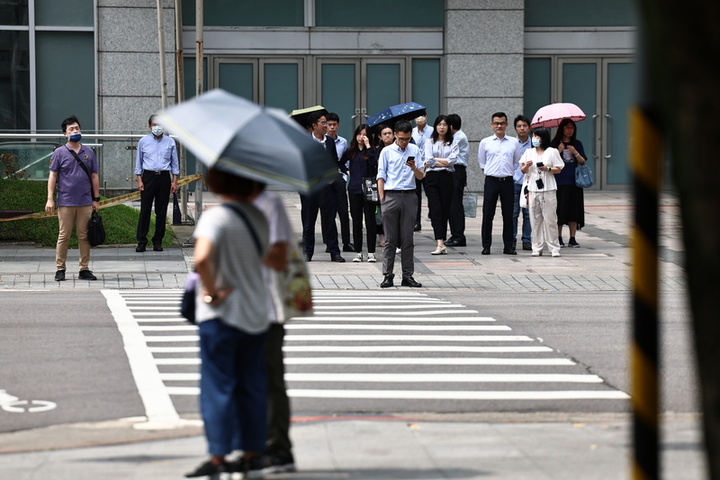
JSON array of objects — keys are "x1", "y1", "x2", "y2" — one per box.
[{"x1": 155, "y1": 89, "x2": 338, "y2": 194}]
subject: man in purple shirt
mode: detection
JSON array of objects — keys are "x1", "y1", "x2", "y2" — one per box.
[
  {"x1": 45, "y1": 115, "x2": 100, "y2": 281},
  {"x1": 134, "y1": 115, "x2": 180, "y2": 252}
]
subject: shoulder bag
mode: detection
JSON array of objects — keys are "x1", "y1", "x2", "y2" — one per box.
[
  {"x1": 68, "y1": 148, "x2": 105, "y2": 247},
  {"x1": 575, "y1": 163, "x2": 594, "y2": 188},
  {"x1": 180, "y1": 203, "x2": 263, "y2": 324}
]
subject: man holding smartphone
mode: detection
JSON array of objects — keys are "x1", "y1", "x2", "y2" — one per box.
[{"x1": 376, "y1": 120, "x2": 425, "y2": 288}]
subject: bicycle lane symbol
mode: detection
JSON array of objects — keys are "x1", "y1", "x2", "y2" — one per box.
[{"x1": 0, "y1": 389, "x2": 57, "y2": 413}]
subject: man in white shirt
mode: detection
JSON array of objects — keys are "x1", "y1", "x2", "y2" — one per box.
[
  {"x1": 477, "y1": 112, "x2": 523, "y2": 255},
  {"x1": 446, "y1": 114, "x2": 469, "y2": 247},
  {"x1": 377, "y1": 121, "x2": 425, "y2": 288},
  {"x1": 411, "y1": 115, "x2": 433, "y2": 231}
]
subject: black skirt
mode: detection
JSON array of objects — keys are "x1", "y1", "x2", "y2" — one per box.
[{"x1": 556, "y1": 184, "x2": 584, "y2": 229}]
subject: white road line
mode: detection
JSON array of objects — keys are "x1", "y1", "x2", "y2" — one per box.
[
  {"x1": 283, "y1": 346, "x2": 554, "y2": 353},
  {"x1": 145, "y1": 336, "x2": 199, "y2": 342},
  {"x1": 140, "y1": 326, "x2": 198, "y2": 332},
  {"x1": 283, "y1": 324, "x2": 511, "y2": 331},
  {"x1": 164, "y1": 388, "x2": 629, "y2": 400},
  {"x1": 306, "y1": 310, "x2": 478, "y2": 316},
  {"x1": 149, "y1": 346, "x2": 200, "y2": 353},
  {"x1": 159, "y1": 373, "x2": 199, "y2": 381},
  {"x1": 283, "y1": 357, "x2": 576, "y2": 366},
  {"x1": 101, "y1": 290, "x2": 181, "y2": 424},
  {"x1": 287, "y1": 389, "x2": 630, "y2": 400},
  {"x1": 314, "y1": 305, "x2": 463, "y2": 310},
  {"x1": 136, "y1": 318, "x2": 188, "y2": 323},
  {"x1": 290, "y1": 317, "x2": 495, "y2": 322},
  {"x1": 285, "y1": 335, "x2": 534, "y2": 342},
  {"x1": 155, "y1": 358, "x2": 200, "y2": 365},
  {"x1": 285, "y1": 373, "x2": 603, "y2": 383},
  {"x1": 312, "y1": 292, "x2": 429, "y2": 297},
  {"x1": 312, "y1": 299, "x2": 450, "y2": 304},
  {"x1": 125, "y1": 301, "x2": 183, "y2": 304},
  {"x1": 128, "y1": 307, "x2": 183, "y2": 311}
]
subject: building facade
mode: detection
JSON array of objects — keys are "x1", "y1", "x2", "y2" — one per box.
[{"x1": 0, "y1": 0, "x2": 636, "y2": 192}]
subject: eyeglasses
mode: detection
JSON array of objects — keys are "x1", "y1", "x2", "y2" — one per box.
[
  {"x1": 395, "y1": 136, "x2": 411, "y2": 143},
  {"x1": 492, "y1": 122, "x2": 507, "y2": 127},
  {"x1": 317, "y1": 122, "x2": 328, "y2": 126}
]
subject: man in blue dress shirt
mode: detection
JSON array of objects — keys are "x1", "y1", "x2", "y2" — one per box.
[
  {"x1": 377, "y1": 121, "x2": 425, "y2": 288},
  {"x1": 134, "y1": 115, "x2": 179, "y2": 252},
  {"x1": 477, "y1": 112, "x2": 522, "y2": 255}
]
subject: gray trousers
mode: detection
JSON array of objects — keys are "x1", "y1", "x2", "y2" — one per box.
[{"x1": 381, "y1": 191, "x2": 417, "y2": 277}]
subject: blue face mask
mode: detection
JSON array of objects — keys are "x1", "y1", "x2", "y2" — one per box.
[
  {"x1": 68, "y1": 133, "x2": 82, "y2": 142},
  {"x1": 531, "y1": 138, "x2": 541, "y2": 148}
]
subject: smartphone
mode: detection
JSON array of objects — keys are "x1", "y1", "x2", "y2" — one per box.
[
  {"x1": 536, "y1": 162, "x2": 544, "y2": 168},
  {"x1": 406, "y1": 156, "x2": 415, "y2": 165}
]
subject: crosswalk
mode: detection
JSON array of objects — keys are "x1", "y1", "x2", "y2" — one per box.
[{"x1": 103, "y1": 289, "x2": 628, "y2": 420}]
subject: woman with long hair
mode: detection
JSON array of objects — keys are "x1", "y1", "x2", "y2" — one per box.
[
  {"x1": 342, "y1": 124, "x2": 380, "y2": 262},
  {"x1": 423, "y1": 115, "x2": 458, "y2": 255},
  {"x1": 520, "y1": 127, "x2": 565, "y2": 257},
  {"x1": 550, "y1": 118, "x2": 587, "y2": 247}
]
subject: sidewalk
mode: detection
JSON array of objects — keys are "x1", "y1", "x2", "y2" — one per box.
[{"x1": 0, "y1": 190, "x2": 686, "y2": 292}]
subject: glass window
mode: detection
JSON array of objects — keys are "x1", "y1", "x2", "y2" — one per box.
[
  {"x1": 219, "y1": 63, "x2": 254, "y2": 101},
  {"x1": 321, "y1": 63, "x2": 356, "y2": 140},
  {"x1": 411, "y1": 58, "x2": 440, "y2": 121},
  {"x1": 0, "y1": 0, "x2": 28, "y2": 26},
  {"x1": 183, "y1": 57, "x2": 209, "y2": 100},
  {"x1": 316, "y1": 0, "x2": 443, "y2": 27},
  {"x1": 35, "y1": 0, "x2": 93, "y2": 27},
  {"x1": 264, "y1": 63, "x2": 298, "y2": 113},
  {"x1": 35, "y1": 32, "x2": 95, "y2": 131},
  {"x1": 0, "y1": 31, "x2": 30, "y2": 130},
  {"x1": 366, "y1": 64, "x2": 400, "y2": 121},
  {"x1": 525, "y1": 0, "x2": 637, "y2": 27},
  {"x1": 182, "y1": 0, "x2": 303, "y2": 27},
  {"x1": 523, "y1": 58, "x2": 551, "y2": 121}
]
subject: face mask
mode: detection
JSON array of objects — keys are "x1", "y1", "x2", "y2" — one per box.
[
  {"x1": 151, "y1": 126, "x2": 164, "y2": 136},
  {"x1": 531, "y1": 138, "x2": 541, "y2": 147},
  {"x1": 68, "y1": 133, "x2": 82, "y2": 142}
]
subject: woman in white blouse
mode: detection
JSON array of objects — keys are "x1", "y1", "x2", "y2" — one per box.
[
  {"x1": 423, "y1": 115, "x2": 459, "y2": 255},
  {"x1": 519, "y1": 127, "x2": 565, "y2": 257}
]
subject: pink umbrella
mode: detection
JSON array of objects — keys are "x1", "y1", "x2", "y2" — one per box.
[{"x1": 531, "y1": 103, "x2": 586, "y2": 128}]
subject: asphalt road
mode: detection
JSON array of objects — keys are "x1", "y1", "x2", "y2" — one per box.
[{"x1": 0, "y1": 287, "x2": 697, "y2": 435}]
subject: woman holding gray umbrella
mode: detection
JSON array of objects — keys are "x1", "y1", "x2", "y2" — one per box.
[{"x1": 184, "y1": 167, "x2": 270, "y2": 478}]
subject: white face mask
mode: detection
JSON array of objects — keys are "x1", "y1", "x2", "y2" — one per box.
[
  {"x1": 531, "y1": 138, "x2": 541, "y2": 147},
  {"x1": 151, "y1": 125, "x2": 164, "y2": 136}
]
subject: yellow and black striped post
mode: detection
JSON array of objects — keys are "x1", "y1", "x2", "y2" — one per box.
[{"x1": 630, "y1": 104, "x2": 662, "y2": 480}]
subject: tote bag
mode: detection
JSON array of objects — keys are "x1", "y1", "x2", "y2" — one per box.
[{"x1": 575, "y1": 164, "x2": 594, "y2": 188}]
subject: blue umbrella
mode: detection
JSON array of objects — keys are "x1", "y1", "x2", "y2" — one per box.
[
  {"x1": 366, "y1": 102, "x2": 427, "y2": 128},
  {"x1": 156, "y1": 90, "x2": 337, "y2": 194}
]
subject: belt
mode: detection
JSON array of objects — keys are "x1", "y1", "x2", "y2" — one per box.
[
  {"x1": 385, "y1": 189, "x2": 415, "y2": 194},
  {"x1": 454, "y1": 164, "x2": 467, "y2": 169},
  {"x1": 143, "y1": 169, "x2": 170, "y2": 175},
  {"x1": 487, "y1": 175, "x2": 513, "y2": 181}
]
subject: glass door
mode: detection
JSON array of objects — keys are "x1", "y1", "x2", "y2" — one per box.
[{"x1": 318, "y1": 58, "x2": 406, "y2": 140}]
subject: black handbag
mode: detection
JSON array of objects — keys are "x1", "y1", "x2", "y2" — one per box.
[{"x1": 87, "y1": 211, "x2": 106, "y2": 247}]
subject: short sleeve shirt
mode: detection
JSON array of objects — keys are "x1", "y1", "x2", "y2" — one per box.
[{"x1": 49, "y1": 144, "x2": 99, "y2": 207}]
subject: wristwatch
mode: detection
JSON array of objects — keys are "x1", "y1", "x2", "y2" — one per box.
[
  {"x1": 93, "y1": 196, "x2": 100, "y2": 202},
  {"x1": 202, "y1": 294, "x2": 216, "y2": 304}
]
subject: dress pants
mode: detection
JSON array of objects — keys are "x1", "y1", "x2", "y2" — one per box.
[
  {"x1": 198, "y1": 319, "x2": 268, "y2": 456},
  {"x1": 481, "y1": 176, "x2": 515, "y2": 250},
  {"x1": 448, "y1": 165, "x2": 467, "y2": 243},
  {"x1": 528, "y1": 190, "x2": 561, "y2": 255},
  {"x1": 424, "y1": 170, "x2": 453, "y2": 241},
  {"x1": 349, "y1": 193, "x2": 377, "y2": 253},
  {"x1": 300, "y1": 182, "x2": 340, "y2": 258},
  {"x1": 265, "y1": 323, "x2": 292, "y2": 453},
  {"x1": 333, "y1": 177, "x2": 351, "y2": 246},
  {"x1": 513, "y1": 182, "x2": 532, "y2": 244},
  {"x1": 137, "y1": 170, "x2": 171, "y2": 247},
  {"x1": 56, "y1": 205, "x2": 92, "y2": 271},
  {"x1": 381, "y1": 191, "x2": 417, "y2": 278}
]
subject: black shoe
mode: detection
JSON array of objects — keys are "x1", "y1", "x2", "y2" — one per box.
[
  {"x1": 304, "y1": 254, "x2": 312, "y2": 262},
  {"x1": 446, "y1": 239, "x2": 466, "y2": 247},
  {"x1": 481, "y1": 247, "x2": 491, "y2": 255},
  {"x1": 135, "y1": 244, "x2": 146, "y2": 252},
  {"x1": 568, "y1": 237, "x2": 581, "y2": 247},
  {"x1": 343, "y1": 243, "x2": 355, "y2": 252},
  {"x1": 54, "y1": 270, "x2": 66, "y2": 282},
  {"x1": 414, "y1": 223, "x2": 421, "y2": 232},
  {"x1": 242, "y1": 450, "x2": 297, "y2": 475},
  {"x1": 401, "y1": 276, "x2": 422, "y2": 288},
  {"x1": 503, "y1": 248, "x2": 517, "y2": 255},
  {"x1": 185, "y1": 459, "x2": 226, "y2": 478},
  {"x1": 523, "y1": 242, "x2": 532, "y2": 251},
  {"x1": 559, "y1": 236, "x2": 565, "y2": 247},
  {"x1": 512, "y1": 239, "x2": 517, "y2": 250},
  {"x1": 153, "y1": 245, "x2": 163, "y2": 251},
  {"x1": 380, "y1": 274, "x2": 394, "y2": 288},
  {"x1": 330, "y1": 254, "x2": 346, "y2": 263},
  {"x1": 78, "y1": 270, "x2": 97, "y2": 280}
]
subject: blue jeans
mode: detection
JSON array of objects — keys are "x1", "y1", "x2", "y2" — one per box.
[
  {"x1": 199, "y1": 319, "x2": 268, "y2": 456},
  {"x1": 513, "y1": 183, "x2": 531, "y2": 243}
]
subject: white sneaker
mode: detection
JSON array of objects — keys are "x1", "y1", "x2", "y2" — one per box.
[
  {"x1": 396, "y1": 247, "x2": 401, "y2": 254},
  {"x1": 367, "y1": 253, "x2": 377, "y2": 263},
  {"x1": 532, "y1": 251, "x2": 542, "y2": 257},
  {"x1": 551, "y1": 251, "x2": 561, "y2": 258},
  {"x1": 353, "y1": 253, "x2": 363, "y2": 262}
]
